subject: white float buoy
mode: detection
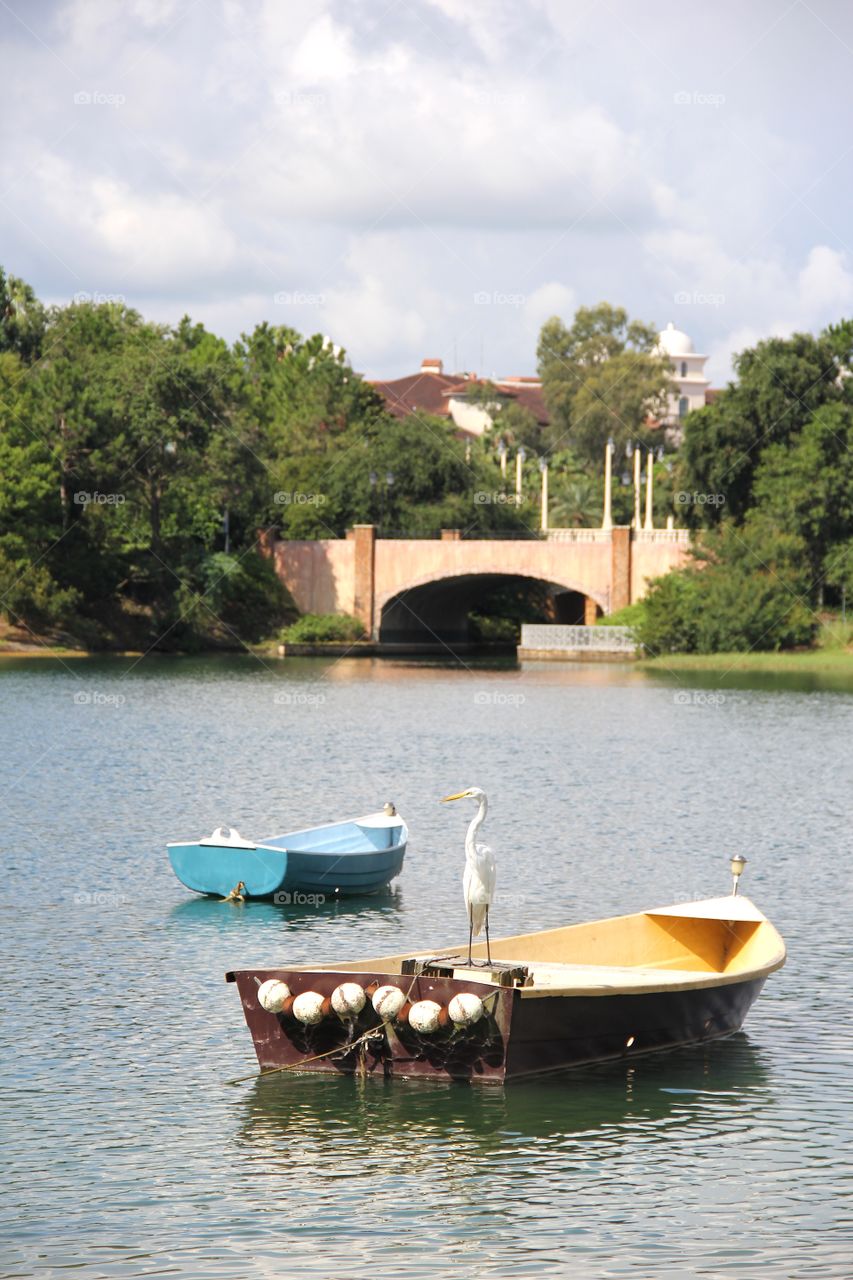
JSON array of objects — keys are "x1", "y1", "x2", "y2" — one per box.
[
  {"x1": 257, "y1": 979, "x2": 291, "y2": 1013},
  {"x1": 408, "y1": 999, "x2": 443, "y2": 1034},
  {"x1": 448, "y1": 992, "x2": 485, "y2": 1026},
  {"x1": 371, "y1": 985, "x2": 406, "y2": 1019},
  {"x1": 331, "y1": 982, "x2": 366, "y2": 1017},
  {"x1": 292, "y1": 991, "x2": 326, "y2": 1025}
]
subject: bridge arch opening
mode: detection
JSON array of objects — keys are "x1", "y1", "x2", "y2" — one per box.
[{"x1": 378, "y1": 573, "x2": 603, "y2": 646}]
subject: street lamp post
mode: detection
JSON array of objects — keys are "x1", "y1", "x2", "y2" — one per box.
[
  {"x1": 602, "y1": 436, "x2": 614, "y2": 530},
  {"x1": 515, "y1": 446, "x2": 526, "y2": 506},
  {"x1": 539, "y1": 456, "x2": 549, "y2": 532},
  {"x1": 644, "y1": 450, "x2": 654, "y2": 530},
  {"x1": 632, "y1": 443, "x2": 641, "y2": 528}
]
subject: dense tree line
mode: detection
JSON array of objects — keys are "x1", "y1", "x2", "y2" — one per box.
[
  {"x1": 2, "y1": 267, "x2": 849, "y2": 653},
  {"x1": 0, "y1": 269, "x2": 541, "y2": 649}
]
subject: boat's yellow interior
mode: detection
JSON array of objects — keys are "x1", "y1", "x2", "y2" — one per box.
[{"x1": 304, "y1": 899, "x2": 786, "y2": 989}]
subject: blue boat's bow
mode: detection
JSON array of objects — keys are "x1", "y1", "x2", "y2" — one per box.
[{"x1": 168, "y1": 827, "x2": 288, "y2": 898}]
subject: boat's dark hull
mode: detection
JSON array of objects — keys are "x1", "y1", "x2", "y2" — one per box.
[
  {"x1": 227, "y1": 967, "x2": 767, "y2": 1084},
  {"x1": 503, "y1": 977, "x2": 766, "y2": 1080}
]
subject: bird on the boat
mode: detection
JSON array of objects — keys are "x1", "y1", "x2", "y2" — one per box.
[
  {"x1": 221, "y1": 880, "x2": 246, "y2": 903},
  {"x1": 442, "y1": 787, "x2": 496, "y2": 966}
]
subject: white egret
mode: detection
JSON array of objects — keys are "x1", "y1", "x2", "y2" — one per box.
[{"x1": 442, "y1": 787, "x2": 496, "y2": 965}]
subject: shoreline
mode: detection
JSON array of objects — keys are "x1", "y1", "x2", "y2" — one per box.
[
  {"x1": 639, "y1": 649, "x2": 853, "y2": 674},
  {"x1": 2, "y1": 630, "x2": 851, "y2": 673}
]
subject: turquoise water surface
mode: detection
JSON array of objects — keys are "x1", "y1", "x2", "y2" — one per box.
[{"x1": 1, "y1": 655, "x2": 850, "y2": 1277}]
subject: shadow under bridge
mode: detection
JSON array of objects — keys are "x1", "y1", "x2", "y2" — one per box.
[{"x1": 378, "y1": 573, "x2": 597, "y2": 645}]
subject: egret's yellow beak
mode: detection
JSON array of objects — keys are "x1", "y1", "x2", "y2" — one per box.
[{"x1": 442, "y1": 791, "x2": 468, "y2": 803}]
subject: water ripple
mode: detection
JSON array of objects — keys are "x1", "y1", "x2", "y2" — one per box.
[{"x1": 1, "y1": 657, "x2": 851, "y2": 1277}]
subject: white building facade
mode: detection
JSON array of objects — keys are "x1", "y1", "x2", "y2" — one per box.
[{"x1": 656, "y1": 322, "x2": 710, "y2": 431}]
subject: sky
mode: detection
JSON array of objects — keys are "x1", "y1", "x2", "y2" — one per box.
[{"x1": 2, "y1": 0, "x2": 853, "y2": 385}]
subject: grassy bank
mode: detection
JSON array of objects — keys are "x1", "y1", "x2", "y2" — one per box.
[{"x1": 640, "y1": 648, "x2": 853, "y2": 674}]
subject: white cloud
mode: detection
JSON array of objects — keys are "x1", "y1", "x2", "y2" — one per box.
[
  {"x1": 2, "y1": 0, "x2": 853, "y2": 380},
  {"x1": 289, "y1": 14, "x2": 358, "y2": 82},
  {"x1": 643, "y1": 229, "x2": 853, "y2": 382},
  {"x1": 796, "y1": 246, "x2": 853, "y2": 318},
  {"x1": 522, "y1": 283, "x2": 576, "y2": 344}
]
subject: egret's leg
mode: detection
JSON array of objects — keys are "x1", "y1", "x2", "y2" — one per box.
[
  {"x1": 485, "y1": 907, "x2": 491, "y2": 965},
  {"x1": 467, "y1": 908, "x2": 474, "y2": 965}
]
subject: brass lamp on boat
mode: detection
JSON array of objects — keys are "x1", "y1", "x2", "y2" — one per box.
[{"x1": 730, "y1": 855, "x2": 747, "y2": 896}]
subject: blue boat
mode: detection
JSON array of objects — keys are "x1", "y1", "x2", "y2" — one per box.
[{"x1": 167, "y1": 805, "x2": 408, "y2": 900}]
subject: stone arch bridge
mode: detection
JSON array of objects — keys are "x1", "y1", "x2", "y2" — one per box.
[{"x1": 264, "y1": 526, "x2": 690, "y2": 644}]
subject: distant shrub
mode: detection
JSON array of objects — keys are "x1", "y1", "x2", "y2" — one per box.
[
  {"x1": 818, "y1": 617, "x2": 853, "y2": 650},
  {"x1": 203, "y1": 551, "x2": 297, "y2": 643},
  {"x1": 636, "y1": 521, "x2": 816, "y2": 654},
  {"x1": 635, "y1": 571, "x2": 702, "y2": 654},
  {"x1": 596, "y1": 601, "x2": 646, "y2": 629},
  {"x1": 468, "y1": 612, "x2": 519, "y2": 642},
  {"x1": 0, "y1": 551, "x2": 80, "y2": 629},
  {"x1": 283, "y1": 613, "x2": 366, "y2": 643}
]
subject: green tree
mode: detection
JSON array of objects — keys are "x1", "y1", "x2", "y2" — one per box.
[
  {"x1": 0, "y1": 267, "x2": 46, "y2": 363},
  {"x1": 489, "y1": 401, "x2": 544, "y2": 453},
  {"x1": 266, "y1": 413, "x2": 533, "y2": 539},
  {"x1": 537, "y1": 303, "x2": 670, "y2": 464},
  {"x1": 824, "y1": 539, "x2": 853, "y2": 601},
  {"x1": 680, "y1": 331, "x2": 842, "y2": 526},
  {"x1": 750, "y1": 401, "x2": 853, "y2": 598},
  {"x1": 547, "y1": 448, "x2": 601, "y2": 526}
]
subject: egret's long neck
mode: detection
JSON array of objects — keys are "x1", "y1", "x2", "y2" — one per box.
[{"x1": 465, "y1": 794, "x2": 488, "y2": 859}]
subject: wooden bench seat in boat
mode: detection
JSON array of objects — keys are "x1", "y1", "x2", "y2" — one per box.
[{"x1": 504, "y1": 960, "x2": 747, "y2": 996}]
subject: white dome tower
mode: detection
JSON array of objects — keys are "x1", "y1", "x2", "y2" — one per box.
[{"x1": 655, "y1": 322, "x2": 710, "y2": 437}]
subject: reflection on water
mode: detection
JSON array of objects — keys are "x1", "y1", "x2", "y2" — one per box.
[
  {"x1": 169, "y1": 884, "x2": 405, "y2": 928},
  {"x1": 639, "y1": 661, "x2": 853, "y2": 695},
  {"x1": 239, "y1": 1034, "x2": 773, "y2": 1161},
  {"x1": 1, "y1": 656, "x2": 851, "y2": 1278}
]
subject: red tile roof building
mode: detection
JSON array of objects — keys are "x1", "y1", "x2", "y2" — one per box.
[{"x1": 370, "y1": 359, "x2": 549, "y2": 437}]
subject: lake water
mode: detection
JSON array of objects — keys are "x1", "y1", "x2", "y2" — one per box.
[{"x1": 1, "y1": 655, "x2": 851, "y2": 1278}]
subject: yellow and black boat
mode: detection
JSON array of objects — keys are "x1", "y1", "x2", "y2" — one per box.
[{"x1": 227, "y1": 871, "x2": 786, "y2": 1085}]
